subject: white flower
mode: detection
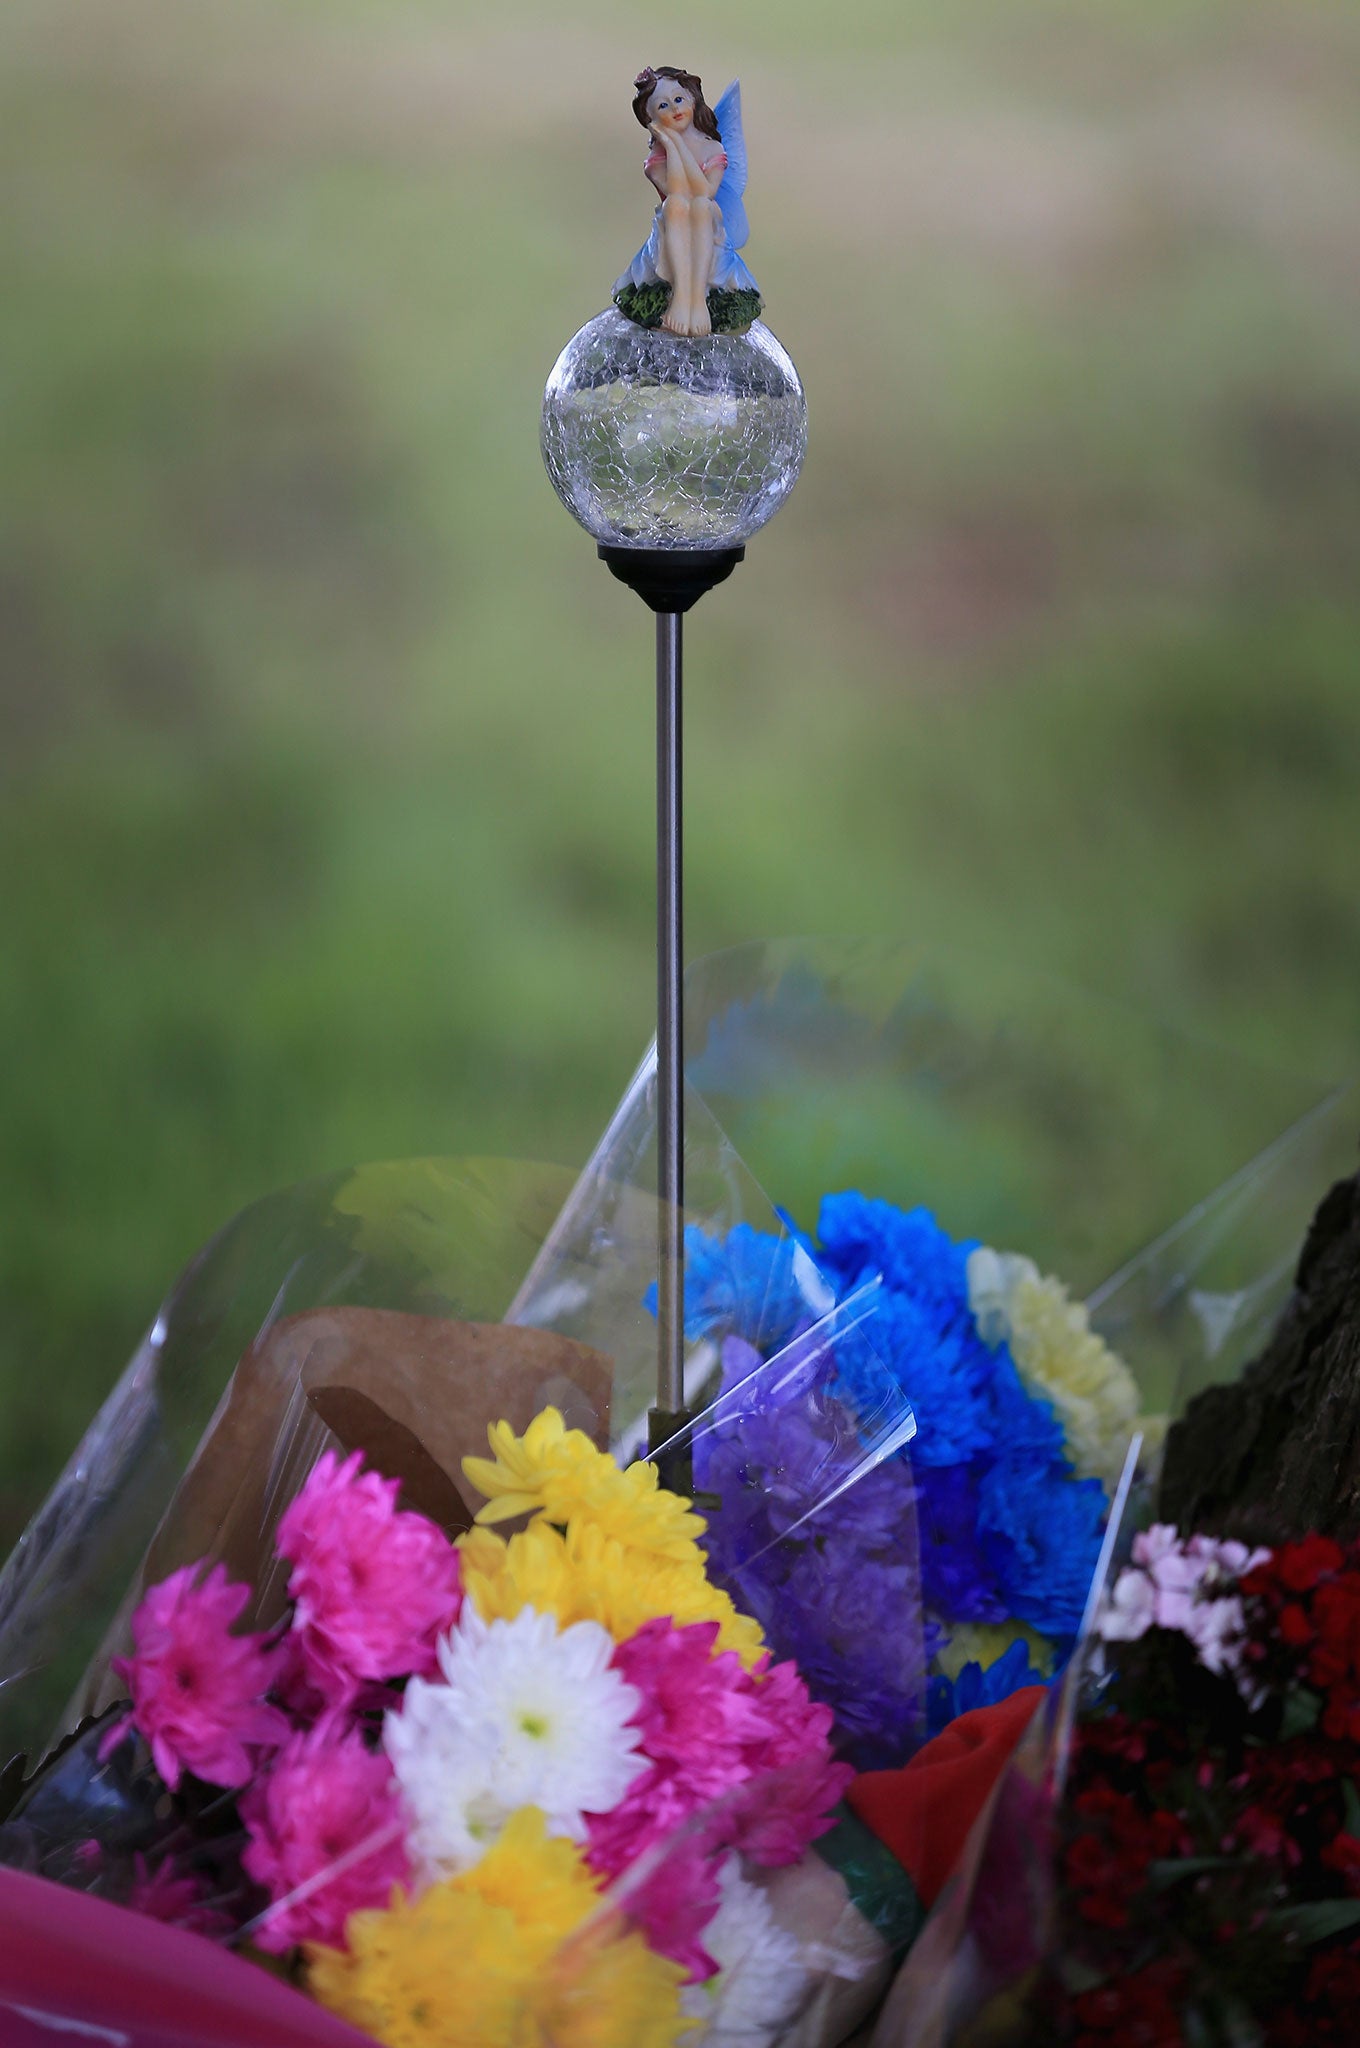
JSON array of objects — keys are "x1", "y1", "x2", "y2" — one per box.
[
  {"x1": 1099, "y1": 1531, "x2": 1267, "y2": 1691},
  {"x1": 1184, "y1": 1595, "x2": 1246, "y2": 1677},
  {"x1": 383, "y1": 1697, "x2": 504, "y2": 1878},
  {"x1": 383, "y1": 1604, "x2": 643, "y2": 1879},
  {"x1": 1131, "y1": 1524, "x2": 1181, "y2": 1569},
  {"x1": 966, "y1": 1246, "x2": 1148, "y2": 1494},
  {"x1": 1099, "y1": 1567, "x2": 1156, "y2": 1643},
  {"x1": 965, "y1": 1246, "x2": 1012, "y2": 1350},
  {"x1": 681, "y1": 1859, "x2": 809, "y2": 2045}
]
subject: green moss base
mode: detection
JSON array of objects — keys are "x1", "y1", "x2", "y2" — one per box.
[{"x1": 614, "y1": 281, "x2": 764, "y2": 335}]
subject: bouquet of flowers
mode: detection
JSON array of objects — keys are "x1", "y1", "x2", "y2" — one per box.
[
  {"x1": 672, "y1": 1195, "x2": 1146, "y2": 1768},
  {"x1": 1, "y1": 941, "x2": 1350, "y2": 2046},
  {"x1": 3, "y1": 1409, "x2": 917, "y2": 2046},
  {"x1": 1047, "y1": 1525, "x2": 1360, "y2": 2046},
  {"x1": 869, "y1": 1521, "x2": 1360, "y2": 2048}
]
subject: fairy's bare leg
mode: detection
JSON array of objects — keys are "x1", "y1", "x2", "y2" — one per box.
[
  {"x1": 661, "y1": 131, "x2": 715, "y2": 333},
  {"x1": 660, "y1": 192, "x2": 695, "y2": 334},
  {"x1": 690, "y1": 198, "x2": 716, "y2": 336}
]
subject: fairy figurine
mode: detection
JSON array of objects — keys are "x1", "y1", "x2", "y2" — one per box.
[{"x1": 614, "y1": 66, "x2": 763, "y2": 337}]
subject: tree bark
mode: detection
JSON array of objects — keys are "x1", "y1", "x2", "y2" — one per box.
[{"x1": 1159, "y1": 1168, "x2": 1360, "y2": 1546}]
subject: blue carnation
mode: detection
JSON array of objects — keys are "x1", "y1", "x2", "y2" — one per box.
[
  {"x1": 977, "y1": 1455, "x2": 1108, "y2": 1640},
  {"x1": 814, "y1": 1196, "x2": 1047, "y2": 1470},
  {"x1": 915, "y1": 1460, "x2": 1009, "y2": 1623},
  {"x1": 644, "y1": 1221, "x2": 815, "y2": 1349},
  {"x1": 926, "y1": 1636, "x2": 1049, "y2": 1738},
  {"x1": 651, "y1": 1192, "x2": 1113, "y2": 1761},
  {"x1": 816, "y1": 1194, "x2": 977, "y2": 1317},
  {"x1": 983, "y1": 1346, "x2": 1066, "y2": 1466},
  {"x1": 851, "y1": 1288, "x2": 997, "y2": 1465}
]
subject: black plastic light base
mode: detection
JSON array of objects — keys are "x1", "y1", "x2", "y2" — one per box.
[{"x1": 598, "y1": 544, "x2": 745, "y2": 614}]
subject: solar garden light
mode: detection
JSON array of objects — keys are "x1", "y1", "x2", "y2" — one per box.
[{"x1": 541, "y1": 67, "x2": 806, "y2": 1488}]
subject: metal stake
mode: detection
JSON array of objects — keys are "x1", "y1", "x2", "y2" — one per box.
[
  {"x1": 593, "y1": 542, "x2": 745, "y2": 1495},
  {"x1": 654, "y1": 610, "x2": 685, "y2": 1431}
]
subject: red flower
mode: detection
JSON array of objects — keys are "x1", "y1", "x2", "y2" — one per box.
[
  {"x1": 1321, "y1": 1830, "x2": 1360, "y2": 1890},
  {"x1": 1271, "y1": 1537, "x2": 1344, "y2": 1594},
  {"x1": 1070, "y1": 1958, "x2": 1187, "y2": 2046},
  {"x1": 1310, "y1": 1578, "x2": 1360, "y2": 1686},
  {"x1": 1279, "y1": 1602, "x2": 1315, "y2": 1648},
  {"x1": 1064, "y1": 1783, "x2": 1191, "y2": 1931},
  {"x1": 1274, "y1": 1943, "x2": 1360, "y2": 2045},
  {"x1": 1321, "y1": 1695, "x2": 1360, "y2": 1743},
  {"x1": 1056, "y1": 1533, "x2": 1360, "y2": 2048},
  {"x1": 1080, "y1": 1713, "x2": 1154, "y2": 1768},
  {"x1": 1067, "y1": 1835, "x2": 1132, "y2": 1928},
  {"x1": 1306, "y1": 1943, "x2": 1360, "y2": 2005},
  {"x1": 1229, "y1": 1800, "x2": 1295, "y2": 1863}
]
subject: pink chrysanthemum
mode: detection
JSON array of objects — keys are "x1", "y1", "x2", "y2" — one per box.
[
  {"x1": 276, "y1": 1450, "x2": 463, "y2": 1705},
  {"x1": 741, "y1": 1656, "x2": 837, "y2": 1770},
  {"x1": 735, "y1": 1657, "x2": 852, "y2": 1865},
  {"x1": 586, "y1": 1622, "x2": 849, "y2": 1881},
  {"x1": 613, "y1": 1619, "x2": 765, "y2": 1790},
  {"x1": 127, "y1": 1853, "x2": 235, "y2": 1938},
  {"x1": 240, "y1": 1721, "x2": 410, "y2": 1953},
  {"x1": 111, "y1": 1563, "x2": 289, "y2": 1791},
  {"x1": 726, "y1": 1750, "x2": 853, "y2": 1867},
  {"x1": 619, "y1": 1831, "x2": 724, "y2": 1983},
  {"x1": 586, "y1": 1619, "x2": 761, "y2": 1881},
  {"x1": 586, "y1": 1765, "x2": 693, "y2": 1879}
]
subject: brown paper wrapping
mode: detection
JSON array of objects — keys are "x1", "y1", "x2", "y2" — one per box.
[{"x1": 73, "y1": 1309, "x2": 612, "y2": 1718}]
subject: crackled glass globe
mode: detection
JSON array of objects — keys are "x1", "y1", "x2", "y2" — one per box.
[{"x1": 542, "y1": 310, "x2": 806, "y2": 550}]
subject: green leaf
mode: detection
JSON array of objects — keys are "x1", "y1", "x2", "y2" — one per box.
[
  {"x1": 1280, "y1": 1687, "x2": 1322, "y2": 1739},
  {"x1": 1270, "y1": 1899, "x2": 1360, "y2": 1944},
  {"x1": 1148, "y1": 1855, "x2": 1237, "y2": 1888},
  {"x1": 1055, "y1": 1955, "x2": 1107, "y2": 1997},
  {"x1": 1343, "y1": 1777, "x2": 1360, "y2": 1837}
]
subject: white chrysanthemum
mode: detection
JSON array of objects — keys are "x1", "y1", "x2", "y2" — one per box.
[
  {"x1": 383, "y1": 1603, "x2": 643, "y2": 1879},
  {"x1": 966, "y1": 1245, "x2": 1152, "y2": 1493},
  {"x1": 681, "y1": 1859, "x2": 809, "y2": 2045},
  {"x1": 382, "y1": 1693, "x2": 504, "y2": 1878}
]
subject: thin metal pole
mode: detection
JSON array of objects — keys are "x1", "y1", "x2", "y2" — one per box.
[{"x1": 655, "y1": 610, "x2": 685, "y2": 1418}]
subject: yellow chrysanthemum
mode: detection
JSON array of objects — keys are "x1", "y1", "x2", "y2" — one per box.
[
  {"x1": 309, "y1": 1885, "x2": 527, "y2": 2048},
  {"x1": 457, "y1": 1805, "x2": 603, "y2": 1933},
  {"x1": 457, "y1": 1521, "x2": 574, "y2": 1627},
  {"x1": 934, "y1": 1620, "x2": 1055, "y2": 1683},
  {"x1": 308, "y1": 1810, "x2": 689, "y2": 2048},
  {"x1": 542, "y1": 1913, "x2": 695, "y2": 2048},
  {"x1": 463, "y1": 1409, "x2": 706, "y2": 1564},
  {"x1": 567, "y1": 1519, "x2": 766, "y2": 1665},
  {"x1": 966, "y1": 1247, "x2": 1156, "y2": 1494},
  {"x1": 456, "y1": 1517, "x2": 766, "y2": 1670}
]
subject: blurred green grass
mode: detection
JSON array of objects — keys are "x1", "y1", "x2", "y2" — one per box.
[{"x1": 2, "y1": 0, "x2": 1359, "y2": 1546}]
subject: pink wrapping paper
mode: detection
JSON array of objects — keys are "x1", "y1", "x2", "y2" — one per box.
[{"x1": 0, "y1": 1866, "x2": 372, "y2": 2048}]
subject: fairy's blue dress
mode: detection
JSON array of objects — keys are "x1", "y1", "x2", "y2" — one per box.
[{"x1": 613, "y1": 81, "x2": 760, "y2": 299}]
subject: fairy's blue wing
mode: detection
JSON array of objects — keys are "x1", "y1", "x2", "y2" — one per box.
[{"x1": 713, "y1": 79, "x2": 750, "y2": 252}]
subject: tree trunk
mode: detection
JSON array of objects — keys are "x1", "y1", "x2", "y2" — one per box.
[{"x1": 1159, "y1": 1167, "x2": 1360, "y2": 1546}]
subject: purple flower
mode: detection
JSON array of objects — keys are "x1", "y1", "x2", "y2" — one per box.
[{"x1": 698, "y1": 1377, "x2": 928, "y2": 1767}]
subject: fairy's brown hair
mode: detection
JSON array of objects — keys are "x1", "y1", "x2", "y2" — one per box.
[{"x1": 631, "y1": 66, "x2": 721, "y2": 142}]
